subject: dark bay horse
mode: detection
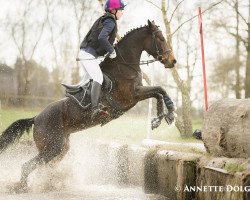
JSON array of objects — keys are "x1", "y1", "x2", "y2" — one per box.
[{"x1": 0, "y1": 20, "x2": 176, "y2": 192}]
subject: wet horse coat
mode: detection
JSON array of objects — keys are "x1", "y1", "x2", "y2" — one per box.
[{"x1": 0, "y1": 20, "x2": 176, "y2": 192}]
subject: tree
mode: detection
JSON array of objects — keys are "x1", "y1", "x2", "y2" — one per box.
[
  {"x1": 244, "y1": 0, "x2": 250, "y2": 97},
  {"x1": 70, "y1": 0, "x2": 95, "y2": 83},
  {"x1": 210, "y1": 55, "x2": 240, "y2": 98},
  {"x1": 44, "y1": 0, "x2": 64, "y2": 97},
  {"x1": 14, "y1": 58, "x2": 54, "y2": 106},
  {"x1": 214, "y1": 0, "x2": 250, "y2": 97},
  {"x1": 6, "y1": 0, "x2": 46, "y2": 98},
  {"x1": 213, "y1": 0, "x2": 245, "y2": 98},
  {"x1": 146, "y1": 0, "x2": 225, "y2": 137},
  {"x1": 160, "y1": 0, "x2": 193, "y2": 137}
]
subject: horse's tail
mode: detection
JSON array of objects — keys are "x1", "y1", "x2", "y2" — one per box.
[{"x1": 0, "y1": 117, "x2": 35, "y2": 153}]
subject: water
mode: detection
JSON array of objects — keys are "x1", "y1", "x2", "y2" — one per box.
[
  {"x1": 0, "y1": 134, "x2": 167, "y2": 200},
  {"x1": 1, "y1": 186, "x2": 167, "y2": 200}
]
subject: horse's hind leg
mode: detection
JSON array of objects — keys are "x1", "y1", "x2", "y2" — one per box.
[
  {"x1": 14, "y1": 135, "x2": 67, "y2": 193},
  {"x1": 8, "y1": 153, "x2": 44, "y2": 193},
  {"x1": 18, "y1": 154, "x2": 44, "y2": 191}
]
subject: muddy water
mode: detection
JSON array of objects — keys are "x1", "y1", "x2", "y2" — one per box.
[{"x1": 0, "y1": 134, "x2": 167, "y2": 200}]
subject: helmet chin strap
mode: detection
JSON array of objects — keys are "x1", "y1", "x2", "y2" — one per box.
[
  {"x1": 108, "y1": 9, "x2": 118, "y2": 20},
  {"x1": 108, "y1": 10, "x2": 118, "y2": 20},
  {"x1": 114, "y1": 10, "x2": 118, "y2": 20}
]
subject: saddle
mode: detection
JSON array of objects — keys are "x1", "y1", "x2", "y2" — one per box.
[{"x1": 61, "y1": 74, "x2": 113, "y2": 109}]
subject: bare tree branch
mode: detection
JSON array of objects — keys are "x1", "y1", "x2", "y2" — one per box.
[
  {"x1": 229, "y1": 31, "x2": 248, "y2": 46},
  {"x1": 145, "y1": 0, "x2": 161, "y2": 10},
  {"x1": 44, "y1": 0, "x2": 60, "y2": 68},
  {"x1": 215, "y1": 18, "x2": 248, "y2": 46},
  {"x1": 224, "y1": 0, "x2": 248, "y2": 25},
  {"x1": 172, "y1": 0, "x2": 226, "y2": 35},
  {"x1": 29, "y1": 20, "x2": 46, "y2": 59},
  {"x1": 169, "y1": 0, "x2": 185, "y2": 23},
  {"x1": 11, "y1": 26, "x2": 23, "y2": 59}
]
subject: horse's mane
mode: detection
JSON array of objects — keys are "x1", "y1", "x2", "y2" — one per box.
[
  {"x1": 114, "y1": 25, "x2": 149, "y2": 47},
  {"x1": 100, "y1": 25, "x2": 149, "y2": 67}
]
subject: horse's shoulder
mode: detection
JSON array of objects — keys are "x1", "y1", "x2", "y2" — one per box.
[{"x1": 100, "y1": 58, "x2": 115, "y2": 67}]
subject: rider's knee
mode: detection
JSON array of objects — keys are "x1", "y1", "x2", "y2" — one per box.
[{"x1": 93, "y1": 77, "x2": 103, "y2": 85}]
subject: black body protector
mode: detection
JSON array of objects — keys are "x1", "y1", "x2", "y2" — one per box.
[{"x1": 80, "y1": 12, "x2": 117, "y2": 56}]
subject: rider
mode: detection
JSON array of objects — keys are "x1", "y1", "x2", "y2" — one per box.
[{"x1": 79, "y1": 0, "x2": 125, "y2": 119}]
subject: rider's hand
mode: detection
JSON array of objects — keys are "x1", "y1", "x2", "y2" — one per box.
[{"x1": 109, "y1": 50, "x2": 117, "y2": 59}]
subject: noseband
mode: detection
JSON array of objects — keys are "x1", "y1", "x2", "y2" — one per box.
[{"x1": 152, "y1": 29, "x2": 172, "y2": 62}]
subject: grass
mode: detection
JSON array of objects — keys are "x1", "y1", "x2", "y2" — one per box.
[
  {"x1": 0, "y1": 106, "x2": 203, "y2": 145},
  {"x1": 78, "y1": 113, "x2": 180, "y2": 144},
  {"x1": 224, "y1": 163, "x2": 245, "y2": 173},
  {"x1": 192, "y1": 118, "x2": 203, "y2": 131},
  {"x1": 74, "y1": 112, "x2": 202, "y2": 145},
  {"x1": 0, "y1": 107, "x2": 40, "y2": 132}
]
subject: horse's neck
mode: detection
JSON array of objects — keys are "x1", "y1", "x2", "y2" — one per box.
[
  {"x1": 117, "y1": 28, "x2": 147, "y2": 65},
  {"x1": 101, "y1": 28, "x2": 148, "y2": 79}
]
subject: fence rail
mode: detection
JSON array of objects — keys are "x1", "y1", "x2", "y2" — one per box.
[{"x1": 0, "y1": 95, "x2": 60, "y2": 108}]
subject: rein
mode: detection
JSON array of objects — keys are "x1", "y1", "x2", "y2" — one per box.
[
  {"x1": 76, "y1": 29, "x2": 171, "y2": 66},
  {"x1": 76, "y1": 27, "x2": 172, "y2": 79},
  {"x1": 115, "y1": 29, "x2": 172, "y2": 66},
  {"x1": 76, "y1": 54, "x2": 157, "y2": 66}
]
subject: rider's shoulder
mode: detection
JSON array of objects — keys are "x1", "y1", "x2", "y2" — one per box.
[
  {"x1": 101, "y1": 12, "x2": 116, "y2": 22},
  {"x1": 102, "y1": 18, "x2": 116, "y2": 26}
]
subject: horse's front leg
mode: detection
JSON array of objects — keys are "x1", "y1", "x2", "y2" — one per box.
[{"x1": 134, "y1": 86, "x2": 175, "y2": 129}]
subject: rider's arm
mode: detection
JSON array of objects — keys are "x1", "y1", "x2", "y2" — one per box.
[{"x1": 98, "y1": 18, "x2": 116, "y2": 54}]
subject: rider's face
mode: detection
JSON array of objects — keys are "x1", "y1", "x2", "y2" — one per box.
[{"x1": 112, "y1": 9, "x2": 123, "y2": 20}]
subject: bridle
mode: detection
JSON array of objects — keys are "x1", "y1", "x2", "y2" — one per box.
[
  {"x1": 151, "y1": 29, "x2": 172, "y2": 63},
  {"x1": 116, "y1": 28, "x2": 172, "y2": 66},
  {"x1": 113, "y1": 28, "x2": 173, "y2": 79}
]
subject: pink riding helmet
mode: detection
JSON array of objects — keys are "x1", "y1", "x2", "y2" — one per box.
[{"x1": 104, "y1": 0, "x2": 126, "y2": 11}]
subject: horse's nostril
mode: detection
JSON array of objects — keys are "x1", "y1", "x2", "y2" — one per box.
[{"x1": 173, "y1": 59, "x2": 177, "y2": 64}]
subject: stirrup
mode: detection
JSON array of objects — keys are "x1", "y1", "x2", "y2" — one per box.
[
  {"x1": 99, "y1": 109, "x2": 109, "y2": 116},
  {"x1": 91, "y1": 108, "x2": 109, "y2": 119}
]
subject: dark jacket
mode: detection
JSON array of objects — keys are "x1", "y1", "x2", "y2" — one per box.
[{"x1": 80, "y1": 12, "x2": 117, "y2": 56}]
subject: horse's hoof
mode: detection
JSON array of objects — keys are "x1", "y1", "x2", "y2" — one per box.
[
  {"x1": 7, "y1": 181, "x2": 29, "y2": 194},
  {"x1": 151, "y1": 117, "x2": 161, "y2": 130}
]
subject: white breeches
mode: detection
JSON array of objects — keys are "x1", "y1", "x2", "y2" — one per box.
[{"x1": 79, "y1": 50, "x2": 103, "y2": 85}]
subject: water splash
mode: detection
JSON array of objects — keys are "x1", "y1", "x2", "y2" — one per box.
[{"x1": 0, "y1": 134, "x2": 167, "y2": 200}]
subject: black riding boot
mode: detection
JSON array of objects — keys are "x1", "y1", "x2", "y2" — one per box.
[{"x1": 91, "y1": 81, "x2": 109, "y2": 119}]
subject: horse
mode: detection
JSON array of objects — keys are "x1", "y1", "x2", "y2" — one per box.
[{"x1": 0, "y1": 20, "x2": 176, "y2": 192}]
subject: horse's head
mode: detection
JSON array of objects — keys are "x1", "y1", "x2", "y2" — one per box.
[{"x1": 144, "y1": 20, "x2": 176, "y2": 68}]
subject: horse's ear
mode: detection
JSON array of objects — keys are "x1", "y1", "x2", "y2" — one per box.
[
  {"x1": 148, "y1": 20, "x2": 152, "y2": 30},
  {"x1": 148, "y1": 20, "x2": 156, "y2": 30}
]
